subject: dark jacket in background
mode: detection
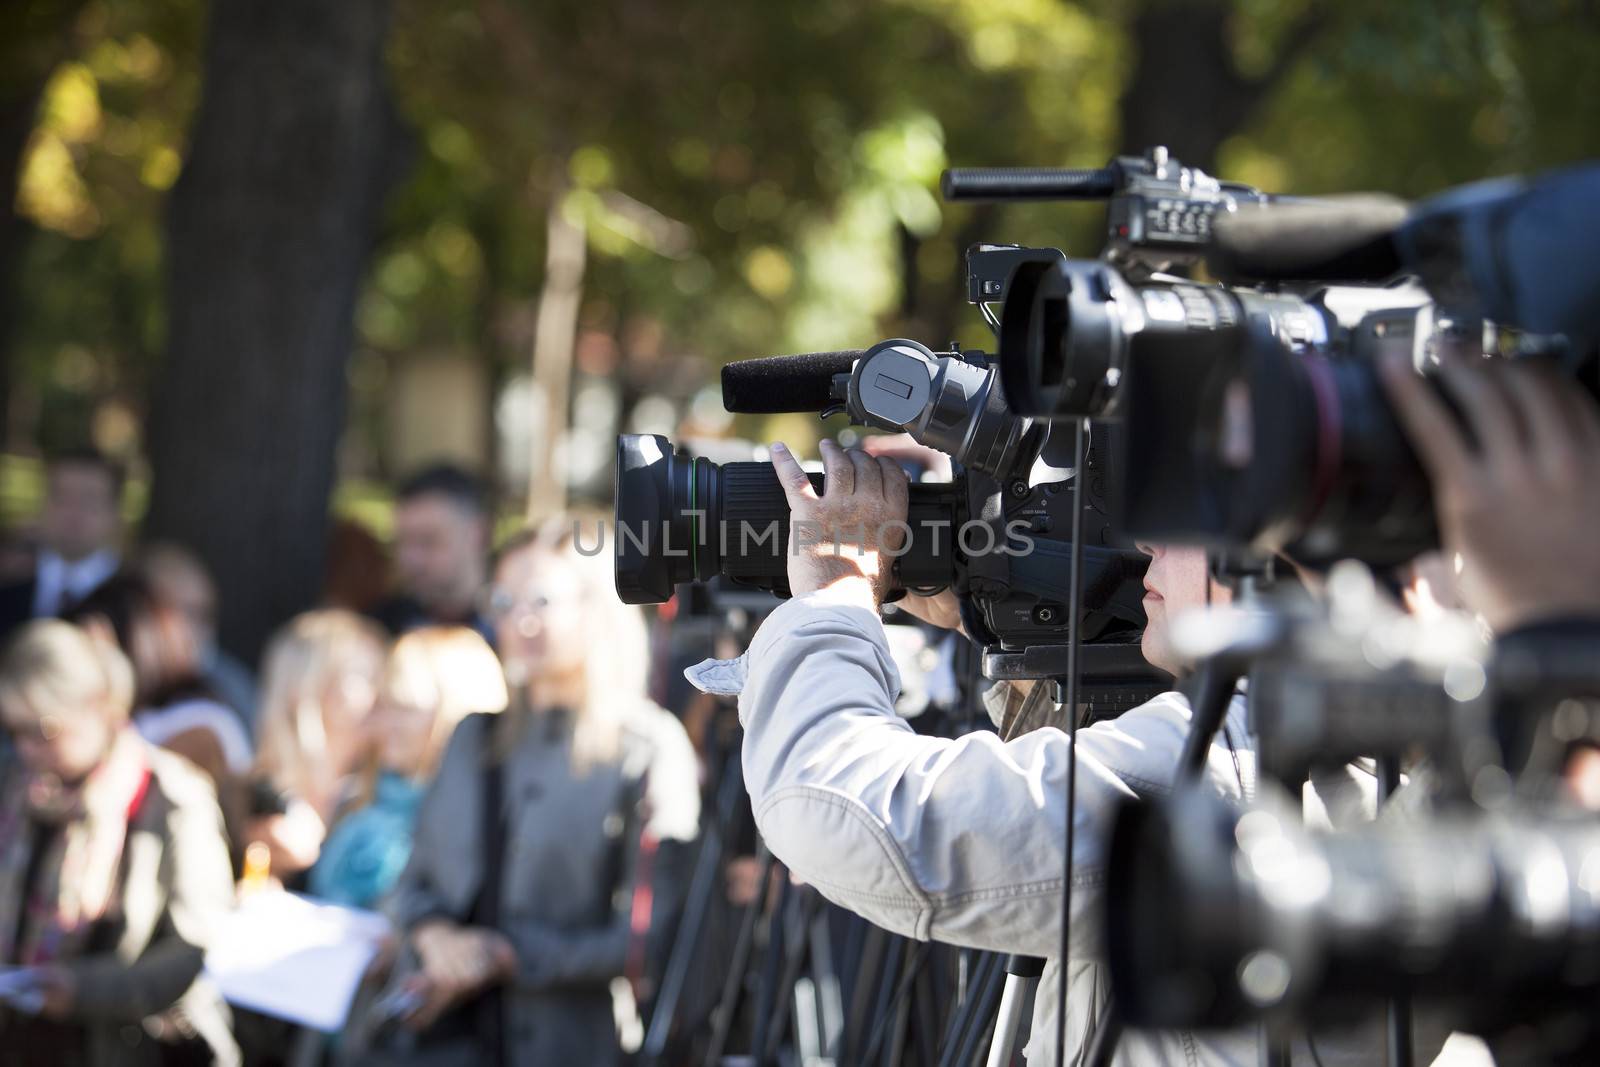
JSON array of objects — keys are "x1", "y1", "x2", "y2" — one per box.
[{"x1": 0, "y1": 576, "x2": 34, "y2": 639}]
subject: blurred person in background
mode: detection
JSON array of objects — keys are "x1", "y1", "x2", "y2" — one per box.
[
  {"x1": 361, "y1": 522, "x2": 699, "y2": 1067},
  {"x1": 323, "y1": 518, "x2": 393, "y2": 616},
  {"x1": 246, "y1": 610, "x2": 388, "y2": 885},
  {"x1": 0, "y1": 527, "x2": 38, "y2": 585},
  {"x1": 0, "y1": 620, "x2": 237, "y2": 1066},
  {"x1": 65, "y1": 574, "x2": 253, "y2": 792},
  {"x1": 0, "y1": 450, "x2": 125, "y2": 638},
  {"x1": 308, "y1": 626, "x2": 505, "y2": 911},
  {"x1": 139, "y1": 542, "x2": 259, "y2": 730},
  {"x1": 370, "y1": 465, "x2": 494, "y2": 645}
]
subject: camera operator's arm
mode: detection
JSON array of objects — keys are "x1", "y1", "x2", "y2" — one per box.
[
  {"x1": 737, "y1": 441, "x2": 1248, "y2": 960},
  {"x1": 1380, "y1": 354, "x2": 1600, "y2": 631}
]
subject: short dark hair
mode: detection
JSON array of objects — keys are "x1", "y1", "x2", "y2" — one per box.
[
  {"x1": 395, "y1": 462, "x2": 487, "y2": 517},
  {"x1": 46, "y1": 447, "x2": 126, "y2": 500}
]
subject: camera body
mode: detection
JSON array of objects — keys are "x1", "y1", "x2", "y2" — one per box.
[{"x1": 613, "y1": 399, "x2": 1147, "y2": 658}]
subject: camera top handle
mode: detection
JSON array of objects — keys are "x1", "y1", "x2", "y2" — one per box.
[{"x1": 942, "y1": 166, "x2": 1117, "y2": 202}]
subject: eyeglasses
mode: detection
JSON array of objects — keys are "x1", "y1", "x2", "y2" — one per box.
[{"x1": 484, "y1": 587, "x2": 553, "y2": 620}]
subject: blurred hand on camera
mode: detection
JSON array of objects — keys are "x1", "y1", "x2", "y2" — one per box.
[
  {"x1": 1381, "y1": 353, "x2": 1600, "y2": 632},
  {"x1": 770, "y1": 438, "x2": 910, "y2": 609}
]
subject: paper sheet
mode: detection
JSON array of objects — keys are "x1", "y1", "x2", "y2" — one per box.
[
  {"x1": 0, "y1": 967, "x2": 43, "y2": 1014},
  {"x1": 203, "y1": 890, "x2": 392, "y2": 1032}
]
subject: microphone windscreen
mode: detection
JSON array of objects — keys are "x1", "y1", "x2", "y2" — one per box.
[
  {"x1": 721, "y1": 351, "x2": 863, "y2": 413},
  {"x1": 1208, "y1": 195, "x2": 1411, "y2": 283}
]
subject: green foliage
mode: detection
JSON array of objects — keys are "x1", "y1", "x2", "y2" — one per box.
[
  {"x1": 7, "y1": 0, "x2": 1600, "y2": 476},
  {"x1": 10, "y1": 0, "x2": 201, "y2": 453}
]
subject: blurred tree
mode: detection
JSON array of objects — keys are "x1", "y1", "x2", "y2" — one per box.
[
  {"x1": 1, "y1": 0, "x2": 1597, "y2": 650},
  {"x1": 0, "y1": 0, "x2": 94, "y2": 445},
  {"x1": 143, "y1": 0, "x2": 402, "y2": 658},
  {"x1": 8, "y1": 0, "x2": 201, "y2": 456},
  {"x1": 1115, "y1": 0, "x2": 1328, "y2": 171}
]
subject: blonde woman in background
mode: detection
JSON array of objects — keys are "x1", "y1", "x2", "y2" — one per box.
[
  {"x1": 247, "y1": 611, "x2": 387, "y2": 881},
  {"x1": 0, "y1": 620, "x2": 237, "y2": 1066},
  {"x1": 365, "y1": 521, "x2": 700, "y2": 1067},
  {"x1": 308, "y1": 626, "x2": 506, "y2": 910}
]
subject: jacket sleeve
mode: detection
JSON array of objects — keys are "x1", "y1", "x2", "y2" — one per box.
[
  {"x1": 69, "y1": 763, "x2": 235, "y2": 1022},
  {"x1": 505, "y1": 709, "x2": 703, "y2": 993},
  {"x1": 738, "y1": 594, "x2": 1247, "y2": 962}
]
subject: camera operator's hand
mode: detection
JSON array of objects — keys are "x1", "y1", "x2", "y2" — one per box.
[
  {"x1": 1381, "y1": 353, "x2": 1600, "y2": 632},
  {"x1": 771, "y1": 438, "x2": 910, "y2": 609},
  {"x1": 892, "y1": 588, "x2": 965, "y2": 634}
]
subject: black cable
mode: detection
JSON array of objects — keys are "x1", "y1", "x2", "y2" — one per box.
[
  {"x1": 1307, "y1": 1031, "x2": 1330, "y2": 1067},
  {"x1": 1054, "y1": 417, "x2": 1088, "y2": 1067}
]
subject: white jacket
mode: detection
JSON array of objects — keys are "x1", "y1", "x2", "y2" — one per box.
[{"x1": 691, "y1": 593, "x2": 1487, "y2": 1067}]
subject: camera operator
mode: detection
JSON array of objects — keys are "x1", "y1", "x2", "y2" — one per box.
[{"x1": 706, "y1": 350, "x2": 1600, "y2": 1064}]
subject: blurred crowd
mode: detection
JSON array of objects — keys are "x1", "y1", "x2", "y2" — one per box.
[{"x1": 0, "y1": 451, "x2": 703, "y2": 1067}]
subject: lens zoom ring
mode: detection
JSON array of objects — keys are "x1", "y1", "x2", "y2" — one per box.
[{"x1": 720, "y1": 463, "x2": 797, "y2": 579}]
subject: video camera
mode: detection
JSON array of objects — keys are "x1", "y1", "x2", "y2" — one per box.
[
  {"x1": 960, "y1": 151, "x2": 1600, "y2": 566},
  {"x1": 615, "y1": 247, "x2": 1166, "y2": 695},
  {"x1": 945, "y1": 154, "x2": 1600, "y2": 1063},
  {"x1": 611, "y1": 139, "x2": 1600, "y2": 1065}
]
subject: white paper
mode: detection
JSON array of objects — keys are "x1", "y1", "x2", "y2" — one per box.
[
  {"x1": 203, "y1": 890, "x2": 392, "y2": 1032},
  {"x1": 0, "y1": 967, "x2": 43, "y2": 1014}
]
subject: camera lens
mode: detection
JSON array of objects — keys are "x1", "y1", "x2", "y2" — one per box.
[
  {"x1": 1202, "y1": 328, "x2": 1437, "y2": 566},
  {"x1": 614, "y1": 434, "x2": 958, "y2": 604},
  {"x1": 1109, "y1": 790, "x2": 1600, "y2": 1034},
  {"x1": 999, "y1": 258, "x2": 1131, "y2": 420}
]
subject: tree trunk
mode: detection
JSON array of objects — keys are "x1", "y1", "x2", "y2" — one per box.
[
  {"x1": 145, "y1": 0, "x2": 398, "y2": 660},
  {"x1": 525, "y1": 177, "x2": 586, "y2": 520},
  {"x1": 1117, "y1": 0, "x2": 1327, "y2": 173}
]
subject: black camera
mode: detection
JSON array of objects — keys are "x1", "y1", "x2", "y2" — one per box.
[
  {"x1": 612, "y1": 384, "x2": 1150, "y2": 678},
  {"x1": 613, "y1": 241, "x2": 1171, "y2": 693},
  {"x1": 962, "y1": 151, "x2": 1600, "y2": 566},
  {"x1": 1108, "y1": 788, "x2": 1600, "y2": 1063}
]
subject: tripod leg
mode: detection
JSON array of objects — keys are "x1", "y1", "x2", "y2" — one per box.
[
  {"x1": 910, "y1": 956, "x2": 941, "y2": 1064},
  {"x1": 808, "y1": 906, "x2": 844, "y2": 1058},
  {"x1": 1084, "y1": 1005, "x2": 1122, "y2": 1067},
  {"x1": 760, "y1": 889, "x2": 824, "y2": 1063},
  {"x1": 640, "y1": 820, "x2": 723, "y2": 1063},
  {"x1": 1260, "y1": 1021, "x2": 1291, "y2": 1067},
  {"x1": 870, "y1": 937, "x2": 907, "y2": 1053},
  {"x1": 843, "y1": 923, "x2": 889, "y2": 1063},
  {"x1": 985, "y1": 956, "x2": 1045, "y2": 1067},
  {"x1": 704, "y1": 844, "x2": 775, "y2": 1067},
  {"x1": 948, "y1": 953, "x2": 1007, "y2": 1067},
  {"x1": 934, "y1": 953, "x2": 998, "y2": 1062},
  {"x1": 985, "y1": 973, "x2": 1038, "y2": 1067},
  {"x1": 1377, "y1": 755, "x2": 1414, "y2": 1067},
  {"x1": 749, "y1": 874, "x2": 795, "y2": 1065},
  {"x1": 1177, "y1": 657, "x2": 1244, "y2": 787}
]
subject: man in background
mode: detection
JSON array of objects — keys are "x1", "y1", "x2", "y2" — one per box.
[
  {"x1": 141, "y1": 542, "x2": 259, "y2": 728},
  {"x1": 0, "y1": 448, "x2": 124, "y2": 637},
  {"x1": 370, "y1": 463, "x2": 495, "y2": 644}
]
